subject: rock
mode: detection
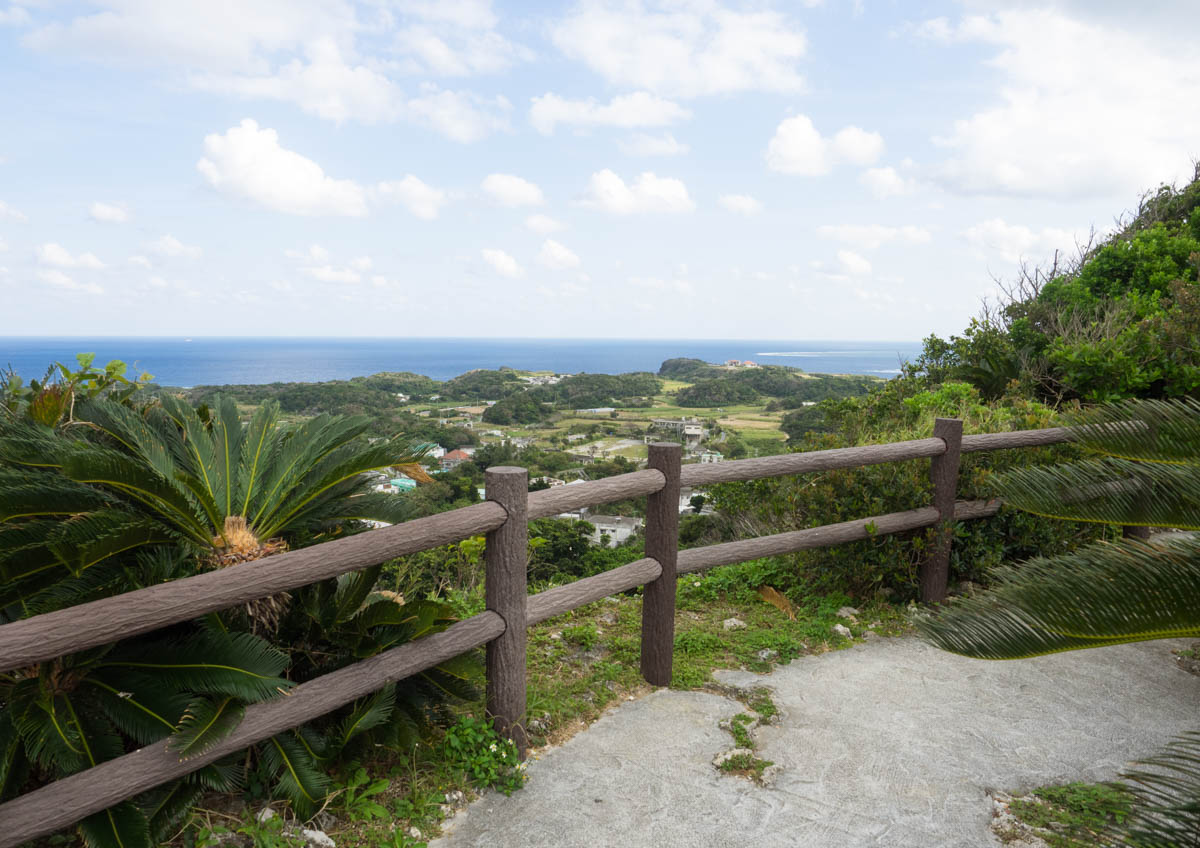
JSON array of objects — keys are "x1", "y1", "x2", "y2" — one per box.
[
  {"x1": 832, "y1": 623, "x2": 853, "y2": 639},
  {"x1": 298, "y1": 829, "x2": 336, "y2": 848},
  {"x1": 548, "y1": 630, "x2": 562, "y2": 640},
  {"x1": 756, "y1": 648, "x2": 778, "y2": 662},
  {"x1": 862, "y1": 630, "x2": 879, "y2": 640},
  {"x1": 712, "y1": 747, "x2": 756, "y2": 767},
  {"x1": 528, "y1": 717, "x2": 547, "y2": 733},
  {"x1": 722, "y1": 617, "x2": 747, "y2": 631},
  {"x1": 255, "y1": 807, "x2": 277, "y2": 823},
  {"x1": 598, "y1": 610, "x2": 618, "y2": 625},
  {"x1": 869, "y1": 620, "x2": 882, "y2": 629},
  {"x1": 836, "y1": 606, "x2": 859, "y2": 619},
  {"x1": 759, "y1": 763, "x2": 784, "y2": 787},
  {"x1": 445, "y1": 789, "x2": 466, "y2": 806},
  {"x1": 407, "y1": 827, "x2": 422, "y2": 840}
]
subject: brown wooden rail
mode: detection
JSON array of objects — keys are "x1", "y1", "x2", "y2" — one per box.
[{"x1": 0, "y1": 418, "x2": 1074, "y2": 845}]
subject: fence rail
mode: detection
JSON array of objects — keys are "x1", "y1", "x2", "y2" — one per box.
[{"x1": 0, "y1": 418, "x2": 1075, "y2": 846}]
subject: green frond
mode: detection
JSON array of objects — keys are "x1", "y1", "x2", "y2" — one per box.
[
  {"x1": 78, "y1": 800, "x2": 152, "y2": 848},
  {"x1": 167, "y1": 697, "x2": 245, "y2": 760},
  {"x1": 0, "y1": 708, "x2": 29, "y2": 802},
  {"x1": 0, "y1": 466, "x2": 116, "y2": 522},
  {"x1": 1118, "y1": 731, "x2": 1200, "y2": 848},
  {"x1": 262, "y1": 732, "x2": 330, "y2": 818},
  {"x1": 236, "y1": 401, "x2": 281, "y2": 517},
  {"x1": 993, "y1": 458, "x2": 1200, "y2": 529},
  {"x1": 141, "y1": 782, "x2": 204, "y2": 845},
  {"x1": 918, "y1": 535, "x2": 1200, "y2": 659},
  {"x1": 100, "y1": 631, "x2": 291, "y2": 701},
  {"x1": 17, "y1": 694, "x2": 88, "y2": 774},
  {"x1": 1068, "y1": 397, "x2": 1200, "y2": 465},
  {"x1": 85, "y1": 672, "x2": 191, "y2": 745},
  {"x1": 332, "y1": 565, "x2": 383, "y2": 625},
  {"x1": 418, "y1": 664, "x2": 481, "y2": 704},
  {"x1": 335, "y1": 685, "x2": 396, "y2": 749}
]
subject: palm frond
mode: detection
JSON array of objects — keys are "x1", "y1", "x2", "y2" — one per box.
[
  {"x1": 77, "y1": 800, "x2": 152, "y2": 848},
  {"x1": 167, "y1": 697, "x2": 246, "y2": 760},
  {"x1": 85, "y1": 674, "x2": 190, "y2": 745},
  {"x1": 332, "y1": 565, "x2": 383, "y2": 625},
  {"x1": 335, "y1": 685, "x2": 395, "y2": 750},
  {"x1": 1116, "y1": 731, "x2": 1200, "y2": 848},
  {"x1": 1068, "y1": 397, "x2": 1200, "y2": 466},
  {"x1": 992, "y1": 458, "x2": 1200, "y2": 529},
  {"x1": 918, "y1": 535, "x2": 1200, "y2": 659},
  {"x1": 100, "y1": 631, "x2": 291, "y2": 701},
  {"x1": 141, "y1": 782, "x2": 204, "y2": 844},
  {"x1": 262, "y1": 732, "x2": 330, "y2": 818}
]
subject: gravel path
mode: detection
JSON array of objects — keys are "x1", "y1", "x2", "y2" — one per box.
[{"x1": 431, "y1": 636, "x2": 1199, "y2": 848}]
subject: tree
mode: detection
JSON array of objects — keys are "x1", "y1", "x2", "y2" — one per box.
[{"x1": 919, "y1": 397, "x2": 1200, "y2": 845}]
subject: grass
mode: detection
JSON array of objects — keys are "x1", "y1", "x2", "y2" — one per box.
[
  {"x1": 717, "y1": 752, "x2": 774, "y2": 782},
  {"x1": 1000, "y1": 782, "x2": 1133, "y2": 848}
]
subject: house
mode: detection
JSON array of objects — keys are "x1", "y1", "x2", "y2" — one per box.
[
  {"x1": 652, "y1": 417, "x2": 703, "y2": 436},
  {"x1": 532, "y1": 476, "x2": 566, "y2": 488},
  {"x1": 394, "y1": 393, "x2": 409, "y2": 402},
  {"x1": 566, "y1": 433, "x2": 588, "y2": 443},
  {"x1": 440, "y1": 449, "x2": 472, "y2": 471},
  {"x1": 416, "y1": 442, "x2": 446, "y2": 459},
  {"x1": 698, "y1": 450, "x2": 724, "y2": 464},
  {"x1": 576, "y1": 407, "x2": 615, "y2": 414},
  {"x1": 586, "y1": 515, "x2": 644, "y2": 547}
]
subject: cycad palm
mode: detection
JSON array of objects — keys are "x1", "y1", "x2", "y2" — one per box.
[{"x1": 919, "y1": 397, "x2": 1200, "y2": 846}]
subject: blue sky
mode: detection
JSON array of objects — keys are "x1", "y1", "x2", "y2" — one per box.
[{"x1": 1, "y1": 0, "x2": 1197, "y2": 339}]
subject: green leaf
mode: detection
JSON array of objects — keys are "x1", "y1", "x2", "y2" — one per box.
[
  {"x1": 336, "y1": 685, "x2": 395, "y2": 749},
  {"x1": 262, "y1": 732, "x2": 330, "y2": 817},
  {"x1": 78, "y1": 800, "x2": 152, "y2": 848},
  {"x1": 167, "y1": 697, "x2": 245, "y2": 760}
]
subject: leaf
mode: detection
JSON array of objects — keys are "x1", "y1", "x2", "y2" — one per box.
[
  {"x1": 78, "y1": 801, "x2": 152, "y2": 848},
  {"x1": 336, "y1": 685, "x2": 395, "y2": 749},
  {"x1": 140, "y1": 781, "x2": 204, "y2": 844},
  {"x1": 393, "y1": 462, "x2": 433, "y2": 484},
  {"x1": 262, "y1": 732, "x2": 330, "y2": 817},
  {"x1": 167, "y1": 697, "x2": 245, "y2": 760},
  {"x1": 758, "y1": 585, "x2": 796, "y2": 620}
]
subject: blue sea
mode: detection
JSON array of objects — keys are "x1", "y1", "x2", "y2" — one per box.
[{"x1": 0, "y1": 338, "x2": 922, "y2": 387}]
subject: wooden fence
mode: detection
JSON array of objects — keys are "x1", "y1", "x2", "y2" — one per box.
[{"x1": 0, "y1": 419, "x2": 1072, "y2": 845}]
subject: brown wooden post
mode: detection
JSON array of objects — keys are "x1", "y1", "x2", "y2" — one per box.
[
  {"x1": 485, "y1": 466, "x2": 528, "y2": 757},
  {"x1": 921, "y1": 418, "x2": 963, "y2": 603},
  {"x1": 641, "y1": 442, "x2": 681, "y2": 686}
]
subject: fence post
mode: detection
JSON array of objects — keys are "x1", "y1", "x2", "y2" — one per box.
[
  {"x1": 641, "y1": 442, "x2": 682, "y2": 686},
  {"x1": 485, "y1": 466, "x2": 528, "y2": 757},
  {"x1": 922, "y1": 417, "x2": 963, "y2": 603}
]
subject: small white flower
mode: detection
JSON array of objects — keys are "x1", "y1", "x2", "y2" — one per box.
[{"x1": 489, "y1": 743, "x2": 498, "y2": 753}]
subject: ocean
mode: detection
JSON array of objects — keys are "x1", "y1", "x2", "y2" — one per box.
[{"x1": 0, "y1": 338, "x2": 922, "y2": 387}]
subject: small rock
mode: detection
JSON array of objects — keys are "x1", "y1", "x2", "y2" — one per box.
[
  {"x1": 407, "y1": 826, "x2": 422, "y2": 840},
  {"x1": 862, "y1": 630, "x2": 878, "y2": 640},
  {"x1": 598, "y1": 611, "x2": 618, "y2": 625},
  {"x1": 603, "y1": 596, "x2": 620, "y2": 604},
  {"x1": 832, "y1": 623, "x2": 853, "y2": 639},
  {"x1": 759, "y1": 763, "x2": 784, "y2": 787},
  {"x1": 528, "y1": 717, "x2": 547, "y2": 733},
  {"x1": 756, "y1": 648, "x2": 778, "y2": 662},
  {"x1": 445, "y1": 790, "x2": 466, "y2": 806},
  {"x1": 722, "y1": 617, "x2": 747, "y2": 630},
  {"x1": 255, "y1": 807, "x2": 277, "y2": 823},
  {"x1": 836, "y1": 606, "x2": 859, "y2": 619},
  {"x1": 298, "y1": 829, "x2": 336, "y2": 848},
  {"x1": 869, "y1": 620, "x2": 882, "y2": 629},
  {"x1": 548, "y1": 630, "x2": 562, "y2": 640},
  {"x1": 712, "y1": 747, "x2": 756, "y2": 767}
]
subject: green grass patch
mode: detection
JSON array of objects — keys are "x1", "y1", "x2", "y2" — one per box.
[
  {"x1": 1004, "y1": 782, "x2": 1132, "y2": 848},
  {"x1": 717, "y1": 752, "x2": 773, "y2": 782}
]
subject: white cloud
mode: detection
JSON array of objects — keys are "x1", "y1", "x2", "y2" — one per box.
[
  {"x1": 89, "y1": 201, "x2": 129, "y2": 223},
  {"x1": 816, "y1": 224, "x2": 931, "y2": 250},
  {"x1": 37, "y1": 268, "x2": 103, "y2": 294},
  {"x1": 198, "y1": 119, "x2": 369, "y2": 217},
  {"x1": 0, "y1": 200, "x2": 27, "y2": 222},
  {"x1": 766, "y1": 115, "x2": 884, "y2": 176},
  {"x1": 526, "y1": 214, "x2": 566, "y2": 234},
  {"x1": 581, "y1": 169, "x2": 695, "y2": 214},
  {"x1": 405, "y1": 87, "x2": 511, "y2": 143},
  {"x1": 618, "y1": 132, "x2": 689, "y2": 157},
  {"x1": 552, "y1": 2, "x2": 807, "y2": 97},
  {"x1": 306, "y1": 265, "x2": 362, "y2": 284},
  {"x1": 922, "y1": 9, "x2": 1200, "y2": 197},
  {"x1": 481, "y1": 173, "x2": 544, "y2": 207},
  {"x1": 963, "y1": 218, "x2": 1077, "y2": 263},
  {"x1": 859, "y1": 166, "x2": 915, "y2": 198},
  {"x1": 393, "y1": 24, "x2": 531, "y2": 77},
  {"x1": 150, "y1": 234, "x2": 202, "y2": 259},
  {"x1": 0, "y1": 6, "x2": 31, "y2": 26},
  {"x1": 530, "y1": 91, "x2": 690, "y2": 135},
  {"x1": 481, "y1": 248, "x2": 523, "y2": 278},
  {"x1": 537, "y1": 239, "x2": 581, "y2": 271},
  {"x1": 350, "y1": 256, "x2": 372, "y2": 272},
  {"x1": 718, "y1": 194, "x2": 762, "y2": 215},
  {"x1": 375, "y1": 175, "x2": 447, "y2": 220},
  {"x1": 37, "y1": 243, "x2": 106, "y2": 269},
  {"x1": 0, "y1": 237, "x2": 6, "y2": 252},
  {"x1": 192, "y1": 38, "x2": 405, "y2": 125},
  {"x1": 129, "y1": 254, "x2": 152, "y2": 268},
  {"x1": 836, "y1": 250, "x2": 872, "y2": 276},
  {"x1": 285, "y1": 244, "x2": 331, "y2": 263}
]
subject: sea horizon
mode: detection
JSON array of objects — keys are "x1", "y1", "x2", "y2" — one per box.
[{"x1": 1, "y1": 337, "x2": 924, "y2": 387}]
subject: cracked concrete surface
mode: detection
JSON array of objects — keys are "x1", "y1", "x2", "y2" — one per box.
[{"x1": 431, "y1": 637, "x2": 1200, "y2": 848}]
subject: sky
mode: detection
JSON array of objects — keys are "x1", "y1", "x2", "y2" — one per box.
[{"x1": 0, "y1": 0, "x2": 1198, "y2": 340}]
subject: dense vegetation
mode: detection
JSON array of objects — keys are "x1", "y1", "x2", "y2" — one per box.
[
  {"x1": 911, "y1": 165, "x2": 1200, "y2": 404},
  {"x1": 665, "y1": 363, "x2": 880, "y2": 408}
]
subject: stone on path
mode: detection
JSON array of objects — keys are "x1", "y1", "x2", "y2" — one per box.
[{"x1": 431, "y1": 638, "x2": 1200, "y2": 848}]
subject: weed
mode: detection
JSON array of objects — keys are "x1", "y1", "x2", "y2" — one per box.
[
  {"x1": 746, "y1": 690, "x2": 777, "y2": 720},
  {"x1": 717, "y1": 752, "x2": 774, "y2": 782},
  {"x1": 442, "y1": 715, "x2": 526, "y2": 796},
  {"x1": 563, "y1": 623, "x2": 599, "y2": 650},
  {"x1": 1006, "y1": 782, "x2": 1132, "y2": 848},
  {"x1": 337, "y1": 766, "x2": 391, "y2": 824},
  {"x1": 727, "y1": 713, "x2": 755, "y2": 749}
]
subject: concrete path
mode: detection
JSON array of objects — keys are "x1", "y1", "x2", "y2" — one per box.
[{"x1": 431, "y1": 637, "x2": 1200, "y2": 848}]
